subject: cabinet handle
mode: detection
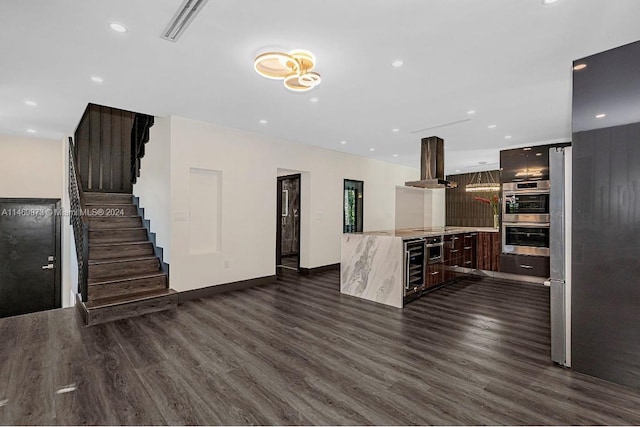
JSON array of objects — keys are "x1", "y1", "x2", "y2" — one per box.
[
  {"x1": 452, "y1": 237, "x2": 459, "y2": 240},
  {"x1": 451, "y1": 249, "x2": 459, "y2": 253},
  {"x1": 520, "y1": 264, "x2": 533, "y2": 269},
  {"x1": 464, "y1": 246, "x2": 472, "y2": 250},
  {"x1": 430, "y1": 271, "x2": 440, "y2": 276},
  {"x1": 465, "y1": 261, "x2": 472, "y2": 265}
]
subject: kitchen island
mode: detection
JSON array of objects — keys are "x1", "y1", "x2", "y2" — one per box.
[{"x1": 340, "y1": 227, "x2": 500, "y2": 308}]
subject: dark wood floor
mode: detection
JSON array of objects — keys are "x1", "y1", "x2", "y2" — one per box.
[{"x1": 2, "y1": 270, "x2": 640, "y2": 425}]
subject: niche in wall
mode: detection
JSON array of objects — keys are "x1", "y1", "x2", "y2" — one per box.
[{"x1": 189, "y1": 168, "x2": 222, "y2": 254}]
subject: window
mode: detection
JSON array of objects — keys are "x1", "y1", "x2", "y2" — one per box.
[{"x1": 344, "y1": 179, "x2": 364, "y2": 233}]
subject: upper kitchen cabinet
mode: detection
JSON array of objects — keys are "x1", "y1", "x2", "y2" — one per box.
[{"x1": 500, "y1": 146, "x2": 549, "y2": 183}]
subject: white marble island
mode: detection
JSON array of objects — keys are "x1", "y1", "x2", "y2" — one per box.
[
  {"x1": 340, "y1": 233, "x2": 405, "y2": 308},
  {"x1": 340, "y1": 227, "x2": 499, "y2": 308}
]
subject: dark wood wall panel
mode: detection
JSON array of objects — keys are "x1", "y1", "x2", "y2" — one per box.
[
  {"x1": 100, "y1": 107, "x2": 112, "y2": 190},
  {"x1": 74, "y1": 104, "x2": 135, "y2": 193},
  {"x1": 445, "y1": 171, "x2": 500, "y2": 227},
  {"x1": 111, "y1": 110, "x2": 124, "y2": 191},
  {"x1": 121, "y1": 113, "x2": 134, "y2": 193}
]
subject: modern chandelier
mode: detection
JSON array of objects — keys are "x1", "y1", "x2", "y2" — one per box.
[
  {"x1": 253, "y1": 49, "x2": 321, "y2": 92},
  {"x1": 465, "y1": 170, "x2": 500, "y2": 192}
]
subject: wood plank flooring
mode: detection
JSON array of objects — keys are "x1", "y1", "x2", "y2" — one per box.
[{"x1": 2, "y1": 270, "x2": 640, "y2": 425}]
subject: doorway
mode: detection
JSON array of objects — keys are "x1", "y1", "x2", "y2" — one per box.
[
  {"x1": 0, "y1": 199, "x2": 62, "y2": 318},
  {"x1": 276, "y1": 174, "x2": 301, "y2": 271},
  {"x1": 344, "y1": 179, "x2": 364, "y2": 233}
]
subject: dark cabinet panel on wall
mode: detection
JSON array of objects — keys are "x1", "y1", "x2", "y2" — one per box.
[
  {"x1": 445, "y1": 171, "x2": 500, "y2": 227},
  {"x1": 572, "y1": 122, "x2": 640, "y2": 389},
  {"x1": 74, "y1": 104, "x2": 135, "y2": 193},
  {"x1": 571, "y1": 39, "x2": 640, "y2": 390}
]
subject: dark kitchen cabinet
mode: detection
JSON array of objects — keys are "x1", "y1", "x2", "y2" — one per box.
[
  {"x1": 499, "y1": 253, "x2": 549, "y2": 278},
  {"x1": 475, "y1": 232, "x2": 500, "y2": 271},
  {"x1": 500, "y1": 146, "x2": 549, "y2": 182},
  {"x1": 570, "y1": 40, "x2": 640, "y2": 390},
  {"x1": 425, "y1": 263, "x2": 444, "y2": 288},
  {"x1": 462, "y1": 233, "x2": 477, "y2": 269},
  {"x1": 443, "y1": 234, "x2": 464, "y2": 281}
]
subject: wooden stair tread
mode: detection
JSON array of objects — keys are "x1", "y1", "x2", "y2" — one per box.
[
  {"x1": 88, "y1": 272, "x2": 166, "y2": 286},
  {"x1": 85, "y1": 288, "x2": 176, "y2": 309},
  {"x1": 89, "y1": 227, "x2": 146, "y2": 232},
  {"x1": 90, "y1": 241, "x2": 151, "y2": 247},
  {"x1": 85, "y1": 203, "x2": 135, "y2": 207},
  {"x1": 88, "y1": 255, "x2": 158, "y2": 265},
  {"x1": 89, "y1": 215, "x2": 140, "y2": 219}
]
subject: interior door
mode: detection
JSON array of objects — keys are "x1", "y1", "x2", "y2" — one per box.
[{"x1": 0, "y1": 199, "x2": 61, "y2": 318}]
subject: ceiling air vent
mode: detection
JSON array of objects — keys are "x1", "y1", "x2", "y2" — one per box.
[
  {"x1": 410, "y1": 118, "x2": 471, "y2": 134},
  {"x1": 161, "y1": 0, "x2": 210, "y2": 42}
]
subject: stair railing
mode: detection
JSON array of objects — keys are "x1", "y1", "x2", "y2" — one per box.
[{"x1": 68, "y1": 137, "x2": 90, "y2": 302}]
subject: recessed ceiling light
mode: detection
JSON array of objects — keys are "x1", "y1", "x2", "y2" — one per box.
[
  {"x1": 595, "y1": 113, "x2": 606, "y2": 118},
  {"x1": 369, "y1": 148, "x2": 376, "y2": 152},
  {"x1": 542, "y1": 0, "x2": 559, "y2": 5},
  {"x1": 24, "y1": 100, "x2": 37, "y2": 107},
  {"x1": 392, "y1": 128, "x2": 400, "y2": 133},
  {"x1": 393, "y1": 154, "x2": 399, "y2": 157},
  {"x1": 91, "y1": 76, "x2": 103, "y2": 83},
  {"x1": 467, "y1": 110, "x2": 476, "y2": 115},
  {"x1": 505, "y1": 135, "x2": 512, "y2": 139},
  {"x1": 488, "y1": 124, "x2": 497, "y2": 129},
  {"x1": 340, "y1": 140, "x2": 347, "y2": 145},
  {"x1": 27, "y1": 129, "x2": 36, "y2": 134},
  {"x1": 109, "y1": 22, "x2": 127, "y2": 33},
  {"x1": 455, "y1": 169, "x2": 461, "y2": 173},
  {"x1": 573, "y1": 63, "x2": 587, "y2": 71},
  {"x1": 391, "y1": 60, "x2": 404, "y2": 68},
  {"x1": 259, "y1": 119, "x2": 267, "y2": 124},
  {"x1": 310, "y1": 97, "x2": 318, "y2": 103},
  {"x1": 536, "y1": 153, "x2": 542, "y2": 156}
]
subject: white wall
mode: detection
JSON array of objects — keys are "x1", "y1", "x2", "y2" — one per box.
[
  {"x1": 395, "y1": 186, "x2": 446, "y2": 229},
  {"x1": 166, "y1": 116, "x2": 418, "y2": 292},
  {"x1": 0, "y1": 134, "x2": 62, "y2": 198},
  {"x1": 0, "y1": 134, "x2": 76, "y2": 308},
  {"x1": 133, "y1": 117, "x2": 172, "y2": 262}
]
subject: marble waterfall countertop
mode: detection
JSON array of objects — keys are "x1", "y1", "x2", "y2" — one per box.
[
  {"x1": 357, "y1": 226, "x2": 499, "y2": 239},
  {"x1": 340, "y1": 226, "x2": 499, "y2": 308}
]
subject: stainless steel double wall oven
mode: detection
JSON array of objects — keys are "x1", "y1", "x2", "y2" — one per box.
[{"x1": 502, "y1": 180, "x2": 551, "y2": 256}]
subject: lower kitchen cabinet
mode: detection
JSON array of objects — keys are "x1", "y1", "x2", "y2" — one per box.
[
  {"x1": 475, "y1": 232, "x2": 500, "y2": 271},
  {"x1": 444, "y1": 234, "x2": 464, "y2": 281},
  {"x1": 462, "y1": 233, "x2": 477, "y2": 269},
  {"x1": 426, "y1": 263, "x2": 444, "y2": 288},
  {"x1": 500, "y1": 253, "x2": 550, "y2": 278}
]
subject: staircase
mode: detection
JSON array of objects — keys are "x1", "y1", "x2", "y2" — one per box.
[{"x1": 77, "y1": 192, "x2": 176, "y2": 325}]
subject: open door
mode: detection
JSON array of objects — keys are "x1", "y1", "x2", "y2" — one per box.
[{"x1": 276, "y1": 174, "x2": 301, "y2": 271}]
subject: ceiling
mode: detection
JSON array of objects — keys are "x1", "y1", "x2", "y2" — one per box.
[{"x1": 2, "y1": 0, "x2": 640, "y2": 174}]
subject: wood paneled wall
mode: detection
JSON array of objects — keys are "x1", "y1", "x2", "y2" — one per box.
[
  {"x1": 445, "y1": 171, "x2": 500, "y2": 227},
  {"x1": 74, "y1": 104, "x2": 135, "y2": 193}
]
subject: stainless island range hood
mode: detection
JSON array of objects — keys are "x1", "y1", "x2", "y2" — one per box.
[{"x1": 405, "y1": 136, "x2": 457, "y2": 189}]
